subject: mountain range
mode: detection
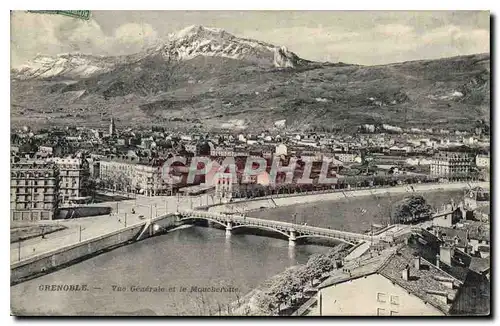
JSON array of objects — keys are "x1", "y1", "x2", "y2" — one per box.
[{"x1": 11, "y1": 25, "x2": 490, "y2": 132}]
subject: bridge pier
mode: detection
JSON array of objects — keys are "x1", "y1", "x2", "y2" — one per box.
[
  {"x1": 226, "y1": 221, "x2": 233, "y2": 237},
  {"x1": 289, "y1": 229, "x2": 296, "y2": 247}
]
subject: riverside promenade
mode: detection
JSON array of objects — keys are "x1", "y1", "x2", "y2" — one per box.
[{"x1": 10, "y1": 194, "x2": 216, "y2": 263}]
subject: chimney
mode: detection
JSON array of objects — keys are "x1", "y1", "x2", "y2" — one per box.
[
  {"x1": 401, "y1": 264, "x2": 410, "y2": 281},
  {"x1": 426, "y1": 290, "x2": 449, "y2": 304},
  {"x1": 439, "y1": 245, "x2": 453, "y2": 266},
  {"x1": 414, "y1": 256, "x2": 421, "y2": 270},
  {"x1": 434, "y1": 276, "x2": 455, "y2": 289}
]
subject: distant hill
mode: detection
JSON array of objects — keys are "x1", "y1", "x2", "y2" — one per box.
[{"x1": 10, "y1": 25, "x2": 490, "y2": 132}]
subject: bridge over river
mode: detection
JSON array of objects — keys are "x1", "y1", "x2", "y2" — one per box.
[{"x1": 168, "y1": 210, "x2": 397, "y2": 246}]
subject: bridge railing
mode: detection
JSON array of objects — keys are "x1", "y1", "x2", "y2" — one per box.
[{"x1": 182, "y1": 210, "x2": 376, "y2": 242}]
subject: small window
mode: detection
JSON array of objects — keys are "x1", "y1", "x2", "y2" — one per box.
[
  {"x1": 377, "y1": 308, "x2": 386, "y2": 316},
  {"x1": 391, "y1": 295, "x2": 399, "y2": 305},
  {"x1": 377, "y1": 292, "x2": 386, "y2": 303},
  {"x1": 390, "y1": 311, "x2": 398, "y2": 316}
]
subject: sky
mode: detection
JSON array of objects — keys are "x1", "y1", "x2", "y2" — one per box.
[{"x1": 10, "y1": 10, "x2": 490, "y2": 67}]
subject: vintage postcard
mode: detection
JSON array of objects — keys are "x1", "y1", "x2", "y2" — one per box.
[{"x1": 10, "y1": 10, "x2": 490, "y2": 316}]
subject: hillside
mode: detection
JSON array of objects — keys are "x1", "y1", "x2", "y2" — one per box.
[{"x1": 10, "y1": 26, "x2": 490, "y2": 132}]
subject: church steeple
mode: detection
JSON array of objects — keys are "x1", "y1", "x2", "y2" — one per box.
[{"x1": 109, "y1": 117, "x2": 116, "y2": 136}]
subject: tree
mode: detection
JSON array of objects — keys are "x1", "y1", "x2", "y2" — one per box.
[
  {"x1": 305, "y1": 254, "x2": 335, "y2": 281},
  {"x1": 101, "y1": 170, "x2": 133, "y2": 192},
  {"x1": 254, "y1": 291, "x2": 280, "y2": 315},
  {"x1": 391, "y1": 195, "x2": 432, "y2": 224},
  {"x1": 326, "y1": 243, "x2": 351, "y2": 260}
]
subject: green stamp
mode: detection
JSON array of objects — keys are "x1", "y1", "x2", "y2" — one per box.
[{"x1": 27, "y1": 10, "x2": 91, "y2": 20}]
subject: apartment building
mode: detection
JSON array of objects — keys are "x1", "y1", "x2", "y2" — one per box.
[
  {"x1": 11, "y1": 160, "x2": 60, "y2": 221},
  {"x1": 429, "y1": 152, "x2": 474, "y2": 177},
  {"x1": 99, "y1": 156, "x2": 168, "y2": 196},
  {"x1": 48, "y1": 157, "x2": 90, "y2": 204},
  {"x1": 135, "y1": 163, "x2": 167, "y2": 196}
]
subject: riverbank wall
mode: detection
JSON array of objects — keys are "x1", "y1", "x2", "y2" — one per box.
[
  {"x1": 11, "y1": 223, "x2": 145, "y2": 285},
  {"x1": 212, "y1": 182, "x2": 488, "y2": 213},
  {"x1": 57, "y1": 206, "x2": 112, "y2": 219}
]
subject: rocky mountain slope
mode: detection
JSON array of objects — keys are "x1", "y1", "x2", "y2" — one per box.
[
  {"x1": 12, "y1": 25, "x2": 309, "y2": 81},
  {"x1": 10, "y1": 26, "x2": 490, "y2": 132}
]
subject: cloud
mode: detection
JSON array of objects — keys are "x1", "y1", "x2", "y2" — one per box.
[
  {"x1": 244, "y1": 26, "x2": 360, "y2": 44},
  {"x1": 60, "y1": 18, "x2": 109, "y2": 52},
  {"x1": 374, "y1": 24, "x2": 415, "y2": 37},
  {"x1": 240, "y1": 22, "x2": 488, "y2": 65},
  {"x1": 242, "y1": 26, "x2": 362, "y2": 63},
  {"x1": 325, "y1": 24, "x2": 489, "y2": 64},
  {"x1": 112, "y1": 23, "x2": 159, "y2": 53},
  {"x1": 422, "y1": 25, "x2": 489, "y2": 52},
  {"x1": 10, "y1": 11, "x2": 160, "y2": 67},
  {"x1": 11, "y1": 11, "x2": 66, "y2": 66}
]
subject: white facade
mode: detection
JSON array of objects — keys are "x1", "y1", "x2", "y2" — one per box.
[
  {"x1": 335, "y1": 152, "x2": 359, "y2": 163},
  {"x1": 47, "y1": 157, "x2": 90, "y2": 202},
  {"x1": 476, "y1": 154, "x2": 490, "y2": 168},
  {"x1": 316, "y1": 274, "x2": 443, "y2": 316},
  {"x1": 275, "y1": 144, "x2": 287, "y2": 156},
  {"x1": 99, "y1": 160, "x2": 166, "y2": 196},
  {"x1": 430, "y1": 153, "x2": 472, "y2": 177}
]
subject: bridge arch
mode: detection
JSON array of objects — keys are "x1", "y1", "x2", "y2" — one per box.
[
  {"x1": 295, "y1": 234, "x2": 356, "y2": 245},
  {"x1": 179, "y1": 216, "x2": 228, "y2": 229},
  {"x1": 231, "y1": 224, "x2": 290, "y2": 238}
]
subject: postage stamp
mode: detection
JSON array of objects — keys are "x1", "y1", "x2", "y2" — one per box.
[{"x1": 26, "y1": 10, "x2": 90, "y2": 20}]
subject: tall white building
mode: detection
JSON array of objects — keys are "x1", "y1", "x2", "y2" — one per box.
[
  {"x1": 275, "y1": 143, "x2": 287, "y2": 156},
  {"x1": 11, "y1": 160, "x2": 60, "y2": 221},
  {"x1": 47, "y1": 157, "x2": 91, "y2": 204},
  {"x1": 214, "y1": 173, "x2": 233, "y2": 203},
  {"x1": 109, "y1": 117, "x2": 116, "y2": 136},
  {"x1": 476, "y1": 154, "x2": 490, "y2": 168},
  {"x1": 429, "y1": 152, "x2": 473, "y2": 177}
]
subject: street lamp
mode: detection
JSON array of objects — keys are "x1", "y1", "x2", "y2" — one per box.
[
  {"x1": 78, "y1": 225, "x2": 86, "y2": 242},
  {"x1": 176, "y1": 192, "x2": 180, "y2": 212},
  {"x1": 17, "y1": 240, "x2": 22, "y2": 261}
]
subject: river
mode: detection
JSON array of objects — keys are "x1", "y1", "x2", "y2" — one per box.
[
  {"x1": 10, "y1": 225, "x2": 330, "y2": 316},
  {"x1": 249, "y1": 189, "x2": 464, "y2": 232}
]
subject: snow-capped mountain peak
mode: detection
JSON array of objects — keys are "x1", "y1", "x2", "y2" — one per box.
[
  {"x1": 157, "y1": 25, "x2": 306, "y2": 68},
  {"x1": 12, "y1": 25, "x2": 309, "y2": 80},
  {"x1": 170, "y1": 25, "x2": 226, "y2": 40},
  {"x1": 12, "y1": 53, "x2": 117, "y2": 80}
]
